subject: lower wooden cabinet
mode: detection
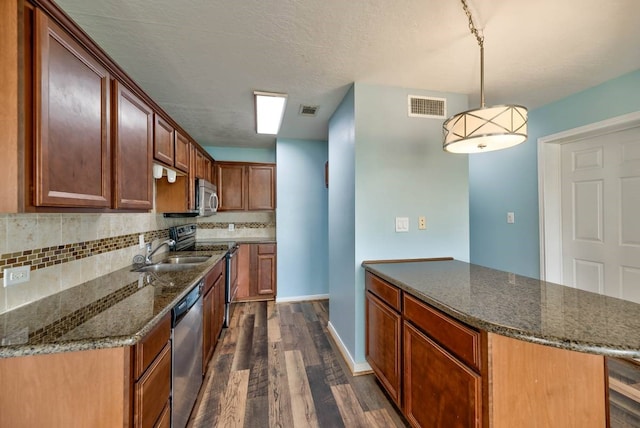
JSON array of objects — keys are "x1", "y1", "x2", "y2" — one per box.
[
  {"x1": 236, "y1": 243, "x2": 277, "y2": 301},
  {"x1": 0, "y1": 312, "x2": 172, "y2": 427},
  {"x1": 203, "y1": 258, "x2": 226, "y2": 373},
  {"x1": 403, "y1": 321, "x2": 481, "y2": 428},
  {"x1": 365, "y1": 291, "x2": 401, "y2": 406}
]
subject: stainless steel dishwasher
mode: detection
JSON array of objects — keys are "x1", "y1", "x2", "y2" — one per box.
[{"x1": 171, "y1": 282, "x2": 203, "y2": 428}]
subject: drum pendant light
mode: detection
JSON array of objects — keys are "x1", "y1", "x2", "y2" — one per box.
[{"x1": 443, "y1": 0, "x2": 528, "y2": 154}]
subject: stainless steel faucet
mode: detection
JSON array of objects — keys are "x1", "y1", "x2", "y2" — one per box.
[{"x1": 145, "y1": 239, "x2": 176, "y2": 264}]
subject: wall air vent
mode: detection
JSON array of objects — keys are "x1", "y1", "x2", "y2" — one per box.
[
  {"x1": 299, "y1": 105, "x2": 319, "y2": 116},
  {"x1": 408, "y1": 95, "x2": 446, "y2": 119}
]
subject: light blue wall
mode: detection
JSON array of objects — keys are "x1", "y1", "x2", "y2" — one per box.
[
  {"x1": 328, "y1": 86, "x2": 357, "y2": 358},
  {"x1": 204, "y1": 146, "x2": 276, "y2": 163},
  {"x1": 328, "y1": 83, "x2": 470, "y2": 365},
  {"x1": 275, "y1": 138, "x2": 328, "y2": 299},
  {"x1": 469, "y1": 70, "x2": 640, "y2": 278}
]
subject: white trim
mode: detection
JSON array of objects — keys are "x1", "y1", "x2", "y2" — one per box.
[
  {"x1": 326, "y1": 321, "x2": 372, "y2": 376},
  {"x1": 538, "y1": 111, "x2": 640, "y2": 282},
  {"x1": 275, "y1": 294, "x2": 329, "y2": 303}
]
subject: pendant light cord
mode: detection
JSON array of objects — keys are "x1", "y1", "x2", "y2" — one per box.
[{"x1": 461, "y1": 0, "x2": 485, "y2": 107}]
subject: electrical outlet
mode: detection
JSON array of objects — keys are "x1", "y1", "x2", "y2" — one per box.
[
  {"x1": 4, "y1": 266, "x2": 31, "y2": 287},
  {"x1": 418, "y1": 216, "x2": 426, "y2": 230},
  {"x1": 138, "y1": 234, "x2": 145, "y2": 249},
  {"x1": 228, "y1": 223, "x2": 235, "y2": 232}
]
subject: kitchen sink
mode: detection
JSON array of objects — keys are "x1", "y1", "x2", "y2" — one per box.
[
  {"x1": 160, "y1": 256, "x2": 211, "y2": 264},
  {"x1": 134, "y1": 264, "x2": 200, "y2": 273}
]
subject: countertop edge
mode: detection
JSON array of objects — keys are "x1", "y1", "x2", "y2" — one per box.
[
  {"x1": 363, "y1": 262, "x2": 640, "y2": 359},
  {"x1": 0, "y1": 252, "x2": 227, "y2": 359}
]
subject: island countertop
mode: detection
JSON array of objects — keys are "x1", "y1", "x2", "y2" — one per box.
[
  {"x1": 363, "y1": 259, "x2": 640, "y2": 358},
  {"x1": 0, "y1": 250, "x2": 227, "y2": 358}
]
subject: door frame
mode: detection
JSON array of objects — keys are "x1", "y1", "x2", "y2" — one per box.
[{"x1": 537, "y1": 111, "x2": 640, "y2": 283}]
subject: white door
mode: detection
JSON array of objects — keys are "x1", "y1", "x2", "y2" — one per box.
[{"x1": 560, "y1": 126, "x2": 640, "y2": 302}]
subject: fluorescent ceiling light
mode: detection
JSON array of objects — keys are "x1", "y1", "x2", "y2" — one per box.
[{"x1": 254, "y1": 91, "x2": 287, "y2": 135}]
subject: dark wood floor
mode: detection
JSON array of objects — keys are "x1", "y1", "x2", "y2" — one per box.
[{"x1": 188, "y1": 300, "x2": 408, "y2": 427}]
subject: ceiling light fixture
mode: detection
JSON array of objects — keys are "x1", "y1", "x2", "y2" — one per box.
[
  {"x1": 442, "y1": 0, "x2": 528, "y2": 154},
  {"x1": 254, "y1": 91, "x2": 287, "y2": 135}
]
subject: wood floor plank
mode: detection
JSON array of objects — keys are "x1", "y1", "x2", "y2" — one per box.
[
  {"x1": 305, "y1": 364, "x2": 346, "y2": 428},
  {"x1": 245, "y1": 303, "x2": 269, "y2": 426},
  {"x1": 291, "y1": 312, "x2": 321, "y2": 366},
  {"x1": 278, "y1": 304, "x2": 295, "y2": 326},
  {"x1": 308, "y1": 319, "x2": 349, "y2": 386},
  {"x1": 268, "y1": 341, "x2": 294, "y2": 428},
  {"x1": 267, "y1": 300, "x2": 282, "y2": 343},
  {"x1": 191, "y1": 352, "x2": 233, "y2": 427},
  {"x1": 231, "y1": 313, "x2": 255, "y2": 371},
  {"x1": 365, "y1": 408, "x2": 399, "y2": 427},
  {"x1": 285, "y1": 350, "x2": 319, "y2": 428},
  {"x1": 331, "y1": 383, "x2": 370, "y2": 428},
  {"x1": 217, "y1": 369, "x2": 250, "y2": 428},
  {"x1": 300, "y1": 301, "x2": 319, "y2": 322}
]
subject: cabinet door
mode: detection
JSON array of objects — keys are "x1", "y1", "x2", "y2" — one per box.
[
  {"x1": 217, "y1": 163, "x2": 246, "y2": 211},
  {"x1": 403, "y1": 321, "x2": 481, "y2": 428},
  {"x1": 153, "y1": 114, "x2": 174, "y2": 166},
  {"x1": 112, "y1": 81, "x2": 153, "y2": 210},
  {"x1": 365, "y1": 291, "x2": 401, "y2": 406},
  {"x1": 247, "y1": 164, "x2": 276, "y2": 210},
  {"x1": 203, "y1": 157, "x2": 212, "y2": 182},
  {"x1": 196, "y1": 149, "x2": 206, "y2": 179},
  {"x1": 174, "y1": 131, "x2": 190, "y2": 173},
  {"x1": 256, "y1": 244, "x2": 276, "y2": 297},
  {"x1": 135, "y1": 343, "x2": 171, "y2": 428},
  {"x1": 202, "y1": 287, "x2": 214, "y2": 373},
  {"x1": 34, "y1": 9, "x2": 111, "y2": 208},
  {"x1": 235, "y1": 244, "x2": 250, "y2": 300},
  {"x1": 188, "y1": 143, "x2": 197, "y2": 210}
]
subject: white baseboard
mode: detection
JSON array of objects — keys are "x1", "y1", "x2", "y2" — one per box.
[
  {"x1": 326, "y1": 321, "x2": 372, "y2": 376},
  {"x1": 275, "y1": 293, "x2": 329, "y2": 303}
]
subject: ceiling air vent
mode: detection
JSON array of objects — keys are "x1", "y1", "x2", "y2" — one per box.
[
  {"x1": 299, "y1": 105, "x2": 319, "y2": 117},
  {"x1": 408, "y1": 95, "x2": 446, "y2": 119}
]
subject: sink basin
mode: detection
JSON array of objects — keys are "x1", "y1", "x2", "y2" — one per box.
[
  {"x1": 134, "y1": 264, "x2": 199, "y2": 273},
  {"x1": 160, "y1": 256, "x2": 211, "y2": 265}
]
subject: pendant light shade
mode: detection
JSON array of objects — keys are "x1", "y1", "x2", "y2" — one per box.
[
  {"x1": 443, "y1": 0, "x2": 528, "y2": 154},
  {"x1": 443, "y1": 104, "x2": 528, "y2": 153}
]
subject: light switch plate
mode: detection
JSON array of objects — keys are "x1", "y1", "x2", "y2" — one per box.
[
  {"x1": 395, "y1": 217, "x2": 409, "y2": 232},
  {"x1": 507, "y1": 212, "x2": 515, "y2": 224}
]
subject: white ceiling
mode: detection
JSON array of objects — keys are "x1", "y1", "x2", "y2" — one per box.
[{"x1": 54, "y1": 0, "x2": 640, "y2": 149}]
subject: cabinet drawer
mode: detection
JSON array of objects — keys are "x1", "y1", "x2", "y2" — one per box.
[
  {"x1": 403, "y1": 294, "x2": 481, "y2": 371},
  {"x1": 365, "y1": 273, "x2": 401, "y2": 312},
  {"x1": 258, "y1": 243, "x2": 276, "y2": 254},
  {"x1": 135, "y1": 313, "x2": 171, "y2": 378},
  {"x1": 135, "y1": 343, "x2": 171, "y2": 428},
  {"x1": 204, "y1": 259, "x2": 224, "y2": 294}
]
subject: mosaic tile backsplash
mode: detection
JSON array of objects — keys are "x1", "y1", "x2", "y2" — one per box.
[{"x1": 0, "y1": 211, "x2": 275, "y2": 314}]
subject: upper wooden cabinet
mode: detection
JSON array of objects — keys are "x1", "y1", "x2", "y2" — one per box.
[
  {"x1": 153, "y1": 114, "x2": 174, "y2": 166},
  {"x1": 112, "y1": 81, "x2": 153, "y2": 210},
  {"x1": 215, "y1": 162, "x2": 276, "y2": 211},
  {"x1": 34, "y1": 9, "x2": 111, "y2": 208},
  {"x1": 174, "y1": 131, "x2": 190, "y2": 173}
]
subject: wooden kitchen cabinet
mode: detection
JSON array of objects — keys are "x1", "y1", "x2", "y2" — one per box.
[
  {"x1": 174, "y1": 130, "x2": 190, "y2": 173},
  {"x1": 0, "y1": 312, "x2": 171, "y2": 427},
  {"x1": 203, "y1": 258, "x2": 226, "y2": 373},
  {"x1": 403, "y1": 321, "x2": 481, "y2": 428},
  {"x1": 236, "y1": 243, "x2": 277, "y2": 301},
  {"x1": 153, "y1": 114, "x2": 175, "y2": 166},
  {"x1": 215, "y1": 162, "x2": 276, "y2": 211},
  {"x1": 112, "y1": 80, "x2": 153, "y2": 210},
  {"x1": 33, "y1": 8, "x2": 111, "y2": 208},
  {"x1": 365, "y1": 277, "x2": 402, "y2": 407}
]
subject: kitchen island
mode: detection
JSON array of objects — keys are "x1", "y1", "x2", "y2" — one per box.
[{"x1": 363, "y1": 258, "x2": 640, "y2": 427}]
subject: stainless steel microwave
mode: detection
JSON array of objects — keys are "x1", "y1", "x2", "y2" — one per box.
[{"x1": 195, "y1": 178, "x2": 218, "y2": 216}]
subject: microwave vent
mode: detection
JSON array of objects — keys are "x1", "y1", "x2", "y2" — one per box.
[{"x1": 408, "y1": 95, "x2": 446, "y2": 118}]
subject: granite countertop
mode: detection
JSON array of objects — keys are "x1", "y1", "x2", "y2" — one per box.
[
  {"x1": 363, "y1": 259, "x2": 640, "y2": 358},
  {"x1": 0, "y1": 250, "x2": 227, "y2": 358}
]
